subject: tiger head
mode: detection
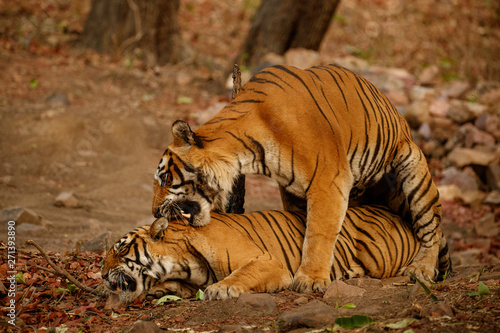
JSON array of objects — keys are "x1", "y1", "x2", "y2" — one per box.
[
  {"x1": 102, "y1": 217, "x2": 212, "y2": 306},
  {"x1": 152, "y1": 120, "x2": 239, "y2": 227}
]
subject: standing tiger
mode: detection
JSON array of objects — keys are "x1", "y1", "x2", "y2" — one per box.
[
  {"x1": 152, "y1": 64, "x2": 444, "y2": 293},
  {"x1": 103, "y1": 206, "x2": 452, "y2": 305}
]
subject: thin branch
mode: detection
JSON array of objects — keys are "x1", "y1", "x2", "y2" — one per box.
[{"x1": 26, "y1": 240, "x2": 102, "y2": 297}]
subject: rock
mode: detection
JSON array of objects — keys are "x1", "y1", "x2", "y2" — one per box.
[
  {"x1": 486, "y1": 164, "x2": 500, "y2": 190},
  {"x1": 332, "y1": 56, "x2": 369, "y2": 72},
  {"x1": 124, "y1": 321, "x2": 163, "y2": 333},
  {"x1": 277, "y1": 300, "x2": 336, "y2": 331},
  {"x1": 440, "y1": 167, "x2": 479, "y2": 192},
  {"x1": 418, "y1": 122, "x2": 432, "y2": 140},
  {"x1": 447, "y1": 147, "x2": 498, "y2": 167},
  {"x1": 293, "y1": 296, "x2": 309, "y2": 305},
  {"x1": 418, "y1": 65, "x2": 440, "y2": 85},
  {"x1": 421, "y1": 139, "x2": 446, "y2": 159},
  {"x1": 54, "y1": 191, "x2": 79, "y2": 208},
  {"x1": 452, "y1": 249, "x2": 484, "y2": 267},
  {"x1": 284, "y1": 48, "x2": 319, "y2": 69},
  {"x1": 16, "y1": 223, "x2": 48, "y2": 236},
  {"x1": 475, "y1": 113, "x2": 500, "y2": 140},
  {"x1": 381, "y1": 276, "x2": 411, "y2": 286},
  {"x1": 45, "y1": 91, "x2": 70, "y2": 106},
  {"x1": 236, "y1": 293, "x2": 277, "y2": 315},
  {"x1": 429, "y1": 117, "x2": 458, "y2": 141},
  {"x1": 409, "y1": 86, "x2": 436, "y2": 101},
  {"x1": 0, "y1": 207, "x2": 45, "y2": 228},
  {"x1": 460, "y1": 190, "x2": 487, "y2": 206},
  {"x1": 405, "y1": 101, "x2": 430, "y2": 128},
  {"x1": 441, "y1": 81, "x2": 470, "y2": 98},
  {"x1": 447, "y1": 100, "x2": 488, "y2": 124},
  {"x1": 324, "y1": 280, "x2": 366, "y2": 300},
  {"x1": 478, "y1": 87, "x2": 500, "y2": 105},
  {"x1": 475, "y1": 213, "x2": 499, "y2": 237},
  {"x1": 344, "y1": 277, "x2": 382, "y2": 288},
  {"x1": 437, "y1": 184, "x2": 463, "y2": 201},
  {"x1": 424, "y1": 301, "x2": 454, "y2": 318},
  {"x1": 463, "y1": 123, "x2": 496, "y2": 147},
  {"x1": 484, "y1": 190, "x2": 500, "y2": 205},
  {"x1": 385, "y1": 89, "x2": 409, "y2": 106},
  {"x1": 80, "y1": 232, "x2": 114, "y2": 254},
  {"x1": 429, "y1": 99, "x2": 450, "y2": 117}
]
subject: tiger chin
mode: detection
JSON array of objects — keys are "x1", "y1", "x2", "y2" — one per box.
[{"x1": 103, "y1": 206, "x2": 452, "y2": 308}]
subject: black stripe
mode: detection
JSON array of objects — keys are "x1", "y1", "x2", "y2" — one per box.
[
  {"x1": 273, "y1": 65, "x2": 335, "y2": 136},
  {"x1": 305, "y1": 154, "x2": 320, "y2": 193}
]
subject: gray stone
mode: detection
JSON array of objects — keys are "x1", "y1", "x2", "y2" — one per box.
[
  {"x1": 409, "y1": 86, "x2": 436, "y2": 101},
  {"x1": 424, "y1": 301, "x2": 454, "y2": 317},
  {"x1": 324, "y1": 280, "x2": 366, "y2": 300},
  {"x1": 344, "y1": 277, "x2": 382, "y2": 288},
  {"x1": 447, "y1": 100, "x2": 476, "y2": 124},
  {"x1": 484, "y1": 190, "x2": 500, "y2": 205},
  {"x1": 293, "y1": 296, "x2": 309, "y2": 305},
  {"x1": 405, "y1": 101, "x2": 430, "y2": 128},
  {"x1": 284, "y1": 48, "x2": 319, "y2": 69},
  {"x1": 124, "y1": 321, "x2": 163, "y2": 333},
  {"x1": 418, "y1": 65, "x2": 440, "y2": 85},
  {"x1": 429, "y1": 99, "x2": 450, "y2": 118},
  {"x1": 16, "y1": 223, "x2": 48, "y2": 236},
  {"x1": 475, "y1": 213, "x2": 499, "y2": 237},
  {"x1": 440, "y1": 167, "x2": 479, "y2": 192},
  {"x1": 236, "y1": 293, "x2": 277, "y2": 316},
  {"x1": 54, "y1": 191, "x2": 79, "y2": 208},
  {"x1": 418, "y1": 122, "x2": 432, "y2": 140},
  {"x1": 441, "y1": 81, "x2": 470, "y2": 98},
  {"x1": 80, "y1": 231, "x2": 114, "y2": 254},
  {"x1": 452, "y1": 249, "x2": 484, "y2": 267},
  {"x1": 463, "y1": 123, "x2": 496, "y2": 148},
  {"x1": 475, "y1": 113, "x2": 500, "y2": 140},
  {"x1": 277, "y1": 300, "x2": 336, "y2": 331},
  {"x1": 429, "y1": 117, "x2": 458, "y2": 141},
  {"x1": 437, "y1": 184, "x2": 463, "y2": 201},
  {"x1": 447, "y1": 147, "x2": 498, "y2": 167},
  {"x1": 45, "y1": 91, "x2": 70, "y2": 106},
  {"x1": 486, "y1": 164, "x2": 500, "y2": 190},
  {"x1": 381, "y1": 276, "x2": 411, "y2": 286},
  {"x1": 0, "y1": 207, "x2": 45, "y2": 229}
]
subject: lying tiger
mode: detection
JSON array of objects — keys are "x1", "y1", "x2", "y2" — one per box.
[
  {"x1": 152, "y1": 64, "x2": 445, "y2": 292},
  {"x1": 103, "y1": 205, "x2": 451, "y2": 306}
]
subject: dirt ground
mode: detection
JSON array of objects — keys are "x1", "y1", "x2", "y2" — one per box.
[{"x1": 1, "y1": 0, "x2": 500, "y2": 332}]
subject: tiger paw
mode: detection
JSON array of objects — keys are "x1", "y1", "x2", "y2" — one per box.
[
  {"x1": 398, "y1": 265, "x2": 437, "y2": 282},
  {"x1": 292, "y1": 271, "x2": 330, "y2": 293},
  {"x1": 205, "y1": 282, "x2": 247, "y2": 300}
]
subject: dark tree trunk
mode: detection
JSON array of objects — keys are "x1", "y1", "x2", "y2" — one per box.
[
  {"x1": 81, "y1": 0, "x2": 180, "y2": 64},
  {"x1": 237, "y1": 0, "x2": 340, "y2": 69}
]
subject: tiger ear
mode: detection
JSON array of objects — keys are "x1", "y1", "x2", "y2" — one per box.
[
  {"x1": 149, "y1": 217, "x2": 169, "y2": 242},
  {"x1": 172, "y1": 120, "x2": 203, "y2": 148}
]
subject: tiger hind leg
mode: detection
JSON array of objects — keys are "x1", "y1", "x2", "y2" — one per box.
[{"x1": 390, "y1": 140, "x2": 442, "y2": 282}]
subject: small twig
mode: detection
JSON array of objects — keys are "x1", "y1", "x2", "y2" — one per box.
[
  {"x1": 26, "y1": 240, "x2": 102, "y2": 297},
  {"x1": 16, "y1": 286, "x2": 36, "y2": 317},
  {"x1": 232, "y1": 64, "x2": 242, "y2": 100}
]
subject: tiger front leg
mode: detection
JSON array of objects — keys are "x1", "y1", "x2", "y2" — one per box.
[
  {"x1": 292, "y1": 183, "x2": 350, "y2": 293},
  {"x1": 392, "y1": 141, "x2": 442, "y2": 282},
  {"x1": 205, "y1": 254, "x2": 293, "y2": 300}
]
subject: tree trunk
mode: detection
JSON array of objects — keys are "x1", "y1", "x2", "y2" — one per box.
[
  {"x1": 237, "y1": 0, "x2": 340, "y2": 69},
  {"x1": 81, "y1": 0, "x2": 180, "y2": 64}
]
